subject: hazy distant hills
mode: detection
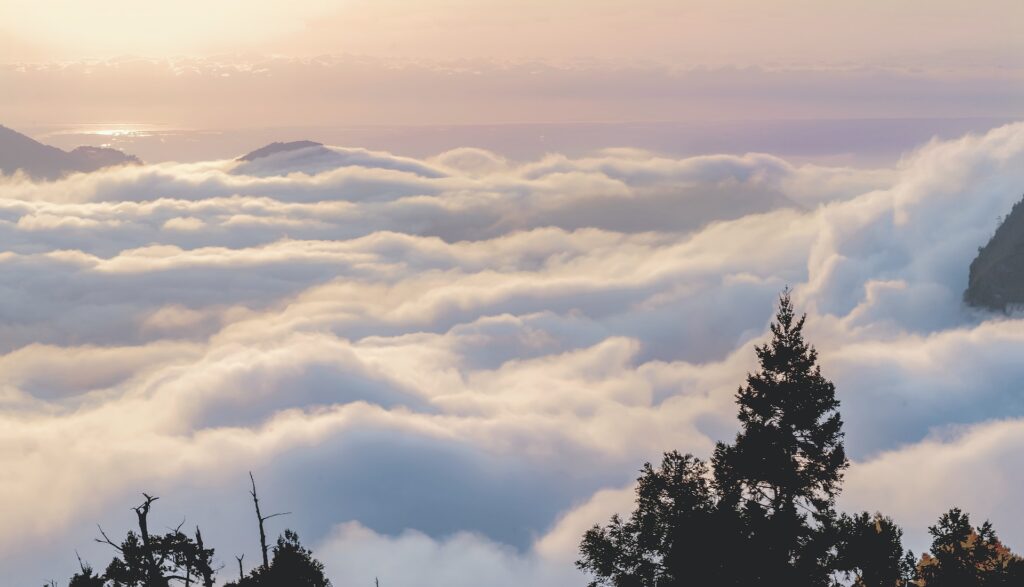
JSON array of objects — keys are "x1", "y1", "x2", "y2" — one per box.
[
  {"x1": 237, "y1": 140, "x2": 325, "y2": 161},
  {"x1": 966, "y1": 194, "x2": 1024, "y2": 311},
  {"x1": 0, "y1": 125, "x2": 141, "y2": 180},
  {"x1": 234, "y1": 139, "x2": 446, "y2": 178}
]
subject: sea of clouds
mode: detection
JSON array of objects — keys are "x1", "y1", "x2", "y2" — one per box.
[{"x1": 2, "y1": 123, "x2": 1024, "y2": 585}]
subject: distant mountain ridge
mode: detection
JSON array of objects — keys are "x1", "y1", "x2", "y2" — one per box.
[
  {"x1": 0, "y1": 125, "x2": 141, "y2": 180},
  {"x1": 238, "y1": 140, "x2": 324, "y2": 161},
  {"x1": 965, "y1": 193, "x2": 1024, "y2": 311},
  {"x1": 233, "y1": 139, "x2": 447, "y2": 178}
]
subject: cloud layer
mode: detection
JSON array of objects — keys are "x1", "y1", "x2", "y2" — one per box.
[{"x1": 2, "y1": 124, "x2": 1024, "y2": 584}]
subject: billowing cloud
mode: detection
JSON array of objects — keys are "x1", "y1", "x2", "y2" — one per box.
[{"x1": 3, "y1": 124, "x2": 1024, "y2": 584}]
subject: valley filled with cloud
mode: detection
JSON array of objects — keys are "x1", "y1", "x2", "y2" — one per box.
[{"x1": 2, "y1": 124, "x2": 1024, "y2": 585}]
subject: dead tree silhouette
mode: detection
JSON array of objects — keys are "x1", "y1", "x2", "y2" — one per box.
[{"x1": 248, "y1": 472, "x2": 290, "y2": 571}]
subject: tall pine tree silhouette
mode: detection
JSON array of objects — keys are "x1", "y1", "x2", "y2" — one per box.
[
  {"x1": 578, "y1": 290, "x2": 850, "y2": 586},
  {"x1": 712, "y1": 288, "x2": 848, "y2": 585}
]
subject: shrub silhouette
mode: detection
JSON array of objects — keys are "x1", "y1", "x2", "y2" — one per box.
[
  {"x1": 67, "y1": 481, "x2": 330, "y2": 587},
  {"x1": 69, "y1": 494, "x2": 216, "y2": 587},
  {"x1": 67, "y1": 562, "x2": 105, "y2": 587},
  {"x1": 225, "y1": 530, "x2": 331, "y2": 587}
]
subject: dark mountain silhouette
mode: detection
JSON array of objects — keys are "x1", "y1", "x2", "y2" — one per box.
[
  {"x1": 238, "y1": 141, "x2": 324, "y2": 162},
  {"x1": 965, "y1": 194, "x2": 1024, "y2": 311},
  {"x1": 0, "y1": 125, "x2": 141, "y2": 180}
]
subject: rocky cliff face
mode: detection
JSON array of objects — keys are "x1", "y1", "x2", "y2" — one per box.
[{"x1": 965, "y1": 194, "x2": 1024, "y2": 311}]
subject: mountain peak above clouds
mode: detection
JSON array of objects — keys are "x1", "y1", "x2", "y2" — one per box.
[
  {"x1": 238, "y1": 140, "x2": 325, "y2": 161},
  {"x1": 234, "y1": 140, "x2": 446, "y2": 178},
  {"x1": 0, "y1": 125, "x2": 141, "y2": 180},
  {"x1": 965, "y1": 193, "x2": 1024, "y2": 311}
]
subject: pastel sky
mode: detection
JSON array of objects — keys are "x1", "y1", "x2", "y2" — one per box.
[
  {"x1": 2, "y1": 0, "x2": 1021, "y2": 66},
  {"x1": 2, "y1": 0, "x2": 1022, "y2": 135}
]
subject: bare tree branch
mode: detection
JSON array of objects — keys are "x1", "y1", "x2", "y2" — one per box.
[
  {"x1": 75, "y1": 550, "x2": 89, "y2": 573},
  {"x1": 249, "y1": 471, "x2": 289, "y2": 570},
  {"x1": 95, "y1": 525, "x2": 123, "y2": 552},
  {"x1": 133, "y1": 493, "x2": 163, "y2": 584}
]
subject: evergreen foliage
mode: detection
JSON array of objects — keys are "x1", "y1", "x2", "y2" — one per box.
[
  {"x1": 67, "y1": 563, "x2": 105, "y2": 587},
  {"x1": 577, "y1": 452, "x2": 735, "y2": 586},
  {"x1": 226, "y1": 530, "x2": 331, "y2": 587},
  {"x1": 68, "y1": 493, "x2": 328, "y2": 587},
  {"x1": 834, "y1": 512, "x2": 916, "y2": 587},
  {"x1": 712, "y1": 288, "x2": 848, "y2": 585},
  {"x1": 916, "y1": 508, "x2": 1024, "y2": 587}
]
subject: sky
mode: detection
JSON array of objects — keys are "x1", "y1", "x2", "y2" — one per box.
[
  {"x1": 2, "y1": 0, "x2": 1021, "y2": 66},
  {"x1": 3, "y1": 1, "x2": 1024, "y2": 585},
  {"x1": 1, "y1": 0, "x2": 1022, "y2": 141}
]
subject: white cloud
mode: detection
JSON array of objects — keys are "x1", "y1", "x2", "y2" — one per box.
[
  {"x1": 163, "y1": 216, "x2": 206, "y2": 231},
  {"x1": 318, "y1": 522, "x2": 582, "y2": 587},
  {"x1": 3, "y1": 124, "x2": 1024, "y2": 584}
]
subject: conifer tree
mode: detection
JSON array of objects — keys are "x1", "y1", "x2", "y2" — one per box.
[
  {"x1": 834, "y1": 512, "x2": 916, "y2": 587},
  {"x1": 712, "y1": 288, "x2": 848, "y2": 585},
  {"x1": 916, "y1": 508, "x2": 1024, "y2": 587},
  {"x1": 68, "y1": 561, "x2": 105, "y2": 587},
  {"x1": 579, "y1": 290, "x2": 849, "y2": 586},
  {"x1": 225, "y1": 530, "x2": 331, "y2": 587},
  {"x1": 576, "y1": 451, "x2": 736, "y2": 586},
  {"x1": 84, "y1": 494, "x2": 217, "y2": 587}
]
